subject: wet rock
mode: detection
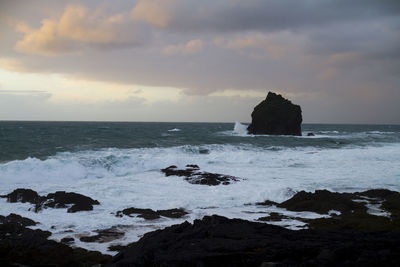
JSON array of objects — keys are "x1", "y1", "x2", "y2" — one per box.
[
  {"x1": 80, "y1": 227, "x2": 125, "y2": 243},
  {"x1": 1, "y1": 188, "x2": 40, "y2": 204},
  {"x1": 116, "y1": 207, "x2": 188, "y2": 220},
  {"x1": 37, "y1": 191, "x2": 100, "y2": 212},
  {"x1": 0, "y1": 213, "x2": 111, "y2": 266},
  {"x1": 111, "y1": 215, "x2": 400, "y2": 266},
  {"x1": 255, "y1": 200, "x2": 278, "y2": 206},
  {"x1": 278, "y1": 189, "x2": 366, "y2": 214},
  {"x1": 161, "y1": 165, "x2": 240, "y2": 186},
  {"x1": 0, "y1": 213, "x2": 37, "y2": 227},
  {"x1": 108, "y1": 244, "x2": 128, "y2": 252},
  {"x1": 61, "y1": 237, "x2": 74, "y2": 244},
  {"x1": 307, "y1": 132, "x2": 315, "y2": 136},
  {"x1": 1, "y1": 188, "x2": 100, "y2": 213},
  {"x1": 67, "y1": 202, "x2": 94, "y2": 213},
  {"x1": 247, "y1": 92, "x2": 302, "y2": 136},
  {"x1": 257, "y1": 212, "x2": 293, "y2": 222},
  {"x1": 259, "y1": 189, "x2": 400, "y2": 232}
]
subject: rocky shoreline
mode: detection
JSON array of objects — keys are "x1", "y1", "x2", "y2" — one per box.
[{"x1": 1, "y1": 186, "x2": 400, "y2": 266}]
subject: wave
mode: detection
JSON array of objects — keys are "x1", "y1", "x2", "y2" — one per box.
[
  {"x1": 233, "y1": 122, "x2": 248, "y2": 135},
  {"x1": 168, "y1": 128, "x2": 181, "y2": 132},
  {"x1": 1, "y1": 142, "x2": 399, "y2": 254}
]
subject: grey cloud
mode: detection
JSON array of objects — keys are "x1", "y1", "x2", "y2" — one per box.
[{"x1": 166, "y1": 0, "x2": 400, "y2": 33}]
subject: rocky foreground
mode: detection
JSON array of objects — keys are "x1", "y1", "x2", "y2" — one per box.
[{"x1": 1, "y1": 188, "x2": 400, "y2": 266}]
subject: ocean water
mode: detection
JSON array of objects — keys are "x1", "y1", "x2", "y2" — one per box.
[{"x1": 1, "y1": 121, "x2": 400, "y2": 254}]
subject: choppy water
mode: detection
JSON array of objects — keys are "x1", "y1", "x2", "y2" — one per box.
[{"x1": 1, "y1": 121, "x2": 399, "y2": 254}]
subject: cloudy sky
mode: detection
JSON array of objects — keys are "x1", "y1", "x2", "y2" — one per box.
[{"x1": 0, "y1": 0, "x2": 399, "y2": 123}]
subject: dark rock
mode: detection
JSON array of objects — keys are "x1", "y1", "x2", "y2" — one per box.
[
  {"x1": 278, "y1": 189, "x2": 365, "y2": 214},
  {"x1": 116, "y1": 207, "x2": 188, "y2": 220},
  {"x1": 67, "y1": 202, "x2": 94, "y2": 213},
  {"x1": 307, "y1": 132, "x2": 315, "y2": 136},
  {"x1": 247, "y1": 92, "x2": 302, "y2": 136},
  {"x1": 80, "y1": 227, "x2": 125, "y2": 243},
  {"x1": 0, "y1": 213, "x2": 111, "y2": 266},
  {"x1": 161, "y1": 165, "x2": 240, "y2": 186},
  {"x1": 2, "y1": 188, "x2": 100, "y2": 213},
  {"x1": 117, "y1": 207, "x2": 160, "y2": 220},
  {"x1": 260, "y1": 189, "x2": 400, "y2": 232},
  {"x1": 61, "y1": 237, "x2": 74, "y2": 243},
  {"x1": 40, "y1": 191, "x2": 100, "y2": 211},
  {"x1": 255, "y1": 200, "x2": 278, "y2": 206},
  {"x1": 0, "y1": 213, "x2": 37, "y2": 227},
  {"x1": 257, "y1": 212, "x2": 292, "y2": 222},
  {"x1": 108, "y1": 244, "x2": 128, "y2": 252},
  {"x1": 2, "y1": 188, "x2": 40, "y2": 204},
  {"x1": 111, "y1": 215, "x2": 400, "y2": 266},
  {"x1": 158, "y1": 208, "x2": 189, "y2": 219}
]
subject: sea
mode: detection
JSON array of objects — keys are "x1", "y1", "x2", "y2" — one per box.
[{"x1": 1, "y1": 121, "x2": 400, "y2": 254}]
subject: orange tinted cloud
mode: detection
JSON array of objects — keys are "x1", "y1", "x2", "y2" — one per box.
[
  {"x1": 132, "y1": 0, "x2": 176, "y2": 28},
  {"x1": 15, "y1": 5, "x2": 127, "y2": 56}
]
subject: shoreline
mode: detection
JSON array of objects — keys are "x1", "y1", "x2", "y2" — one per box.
[{"x1": 1, "y1": 187, "x2": 400, "y2": 266}]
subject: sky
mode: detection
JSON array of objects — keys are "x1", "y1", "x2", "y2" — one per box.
[{"x1": 0, "y1": 0, "x2": 399, "y2": 123}]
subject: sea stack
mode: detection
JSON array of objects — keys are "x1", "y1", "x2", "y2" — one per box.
[{"x1": 247, "y1": 92, "x2": 302, "y2": 136}]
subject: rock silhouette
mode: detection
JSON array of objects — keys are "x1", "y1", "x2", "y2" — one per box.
[{"x1": 247, "y1": 92, "x2": 302, "y2": 136}]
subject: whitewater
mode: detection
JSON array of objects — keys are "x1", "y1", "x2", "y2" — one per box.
[{"x1": 0, "y1": 121, "x2": 399, "y2": 254}]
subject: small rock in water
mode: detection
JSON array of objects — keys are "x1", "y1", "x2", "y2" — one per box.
[
  {"x1": 80, "y1": 227, "x2": 125, "y2": 243},
  {"x1": 161, "y1": 165, "x2": 240, "y2": 186},
  {"x1": 116, "y1": 207, "x2": 188, "y2": 220},
  {"x1": 307, "y1": 132, "x2": 315, "y2": 136},
  {"x1": 2, "y1": 188, "x2": 100, "y2": 213}
]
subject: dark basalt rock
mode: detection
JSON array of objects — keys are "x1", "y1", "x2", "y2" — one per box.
[
  {"x1": 111, "y1": 215, "x2": 400, "y2": 266},
  {"x1": 307, "y1": 132, "x2": 315, "y2": 136},
  {"x1": 80, "y1": 227, "x2": 125, "y2": 243},
  {"x1": 67, "y1": 202, "x2": 94, "y2": 213},
  {"x1": 2, "y1": 188, "x2": 100, "y2": 213},
  {"x1": 278, "y1": 189, "x2": 366, "y2": 214},
  {"x1": 0, "y1": 213, "x2": 37, "y2": 227},
  {"x1": 247, "y1": 92, "x2": 302, "y2": 136},
  {"x1": 1, "y1": 188, "x2": 40, "y2": 204},
  {"x1": 116, "y1": 207, "x2": 188, "y2": 220},
  {"x1": 256, "y1": 189, "x2": 400, "y2": 232},
  {"x1": 161, "y1": 165, "x2": 240, "y2": 186},
  {"x1": 38, "y1": 191, "x2": 100, "y2": 212},
  {"x1": 0, "y1": 213, "x2": 111, "y2": 266},
  {"x1": 61, "y1": 237, "x2": 74, "y2": 244}
]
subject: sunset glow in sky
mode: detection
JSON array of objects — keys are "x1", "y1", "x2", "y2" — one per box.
[{"x1": 1, "y1": 0, "x2": 399, "y2": 123}]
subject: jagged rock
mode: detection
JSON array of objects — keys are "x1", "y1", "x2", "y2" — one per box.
[
  {"x1": 61, "y1": 237, "x2": 74, "y2": 244},
  {"x1": 254, "y1": 189, "x2": 400, "y2": 232},
  {"x1": 0, "y1": 214, "x2": 111, "y2": 266},
  {"x1": 247, "y1": 92, "x2": 302, "y2": 136},
  {"x1": 278, "y1": 189, "x2": 365, "y2": 214},
  {"x1": 1, "y1": 188, "x2": 40, "y2": 204},
  {"x1": 161, "y1": 165, "x2": 240, "y2": 186},
  {"x1": 116, "y1": 207, "x2": 188, "y2": 220},
  {"x1": 111, "y1": 215, "x2": 400, "y2": 266},
  {"x1": 0, "y1": 213, "x2": 37, "y2": 227},
  {"x1": 80, "y1": 227, "x2": 125, "y2": 243},
  {"x1": 1, "y1": 188, "x2": 100, "y2": 213}
]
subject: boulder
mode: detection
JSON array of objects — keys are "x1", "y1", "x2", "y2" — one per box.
[
  {"x1": 161, "y1": 165, "x2": 240, "y2": 186},
  {"x1": 2, "y1": 188, "x2": 41, "y2": 204},
  {"x1": 247, "y1": 92, "x2": 302, "y2": 136},
  {"x1": 0, "y1": 214, "x2": 111, "y2": 266},
  {"x1": 111, "y1": 215, "x2": 400, "y2": 266},
  {"x1": 116, "y1": 207, "x2": 188, "y2": 220},
  {"x1": 1, "y1": 188, "x2": 100, "y2": 213}
]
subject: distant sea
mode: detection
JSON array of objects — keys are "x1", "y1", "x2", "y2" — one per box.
[{"x1": 1, "y1": 121, "x2": 400, "y2": 254}]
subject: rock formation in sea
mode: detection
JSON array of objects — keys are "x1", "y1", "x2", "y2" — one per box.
[
  {"x1": 1, "y1": 188, "x2": 100, "y2": 213},
  {"x1": 247, "y1": 92, "x2": 302, "y2": 136}
]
